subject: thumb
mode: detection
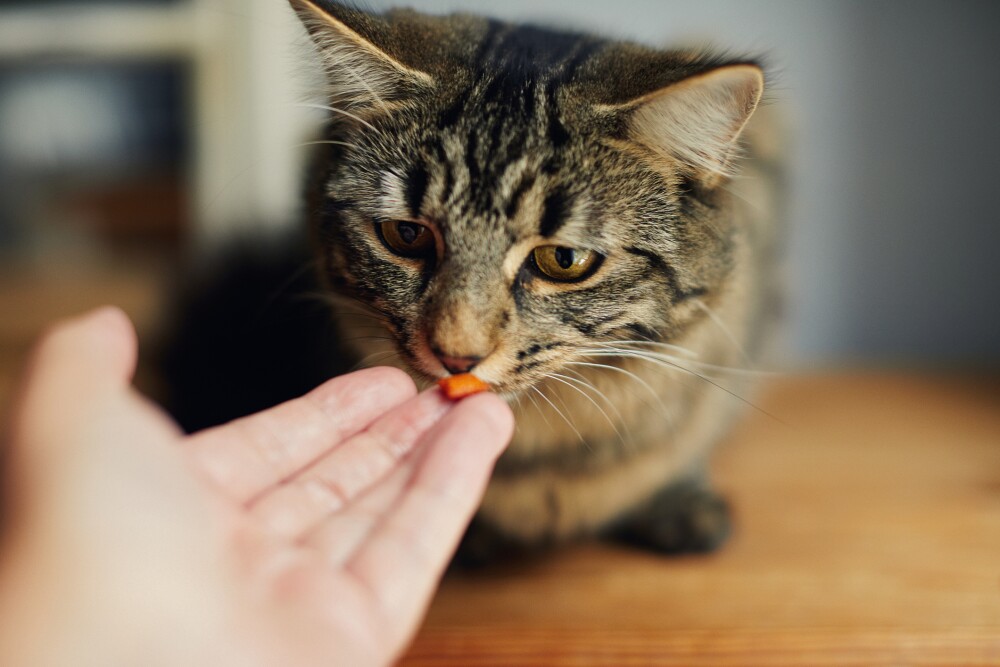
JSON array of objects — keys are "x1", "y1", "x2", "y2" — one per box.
[
  {"x1": 9, "y1": 307, "x2": 138, "y2": 446},
  {"x1": 26, "y1": 306, "x2": 137, "y2": 395},
  {"x1": 3, "y1": 307, "x2": 142, "y2": 529},
  {"x1": 0, "y1": 310, "x2": 237, "y2": 666}
]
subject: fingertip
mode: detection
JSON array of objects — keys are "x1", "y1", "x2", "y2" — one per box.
[
  {"x1": 455, "y1": 392, "x2": 515, "y2": 454},
  {"x1": 87, "y1": 305, "x2": 134, "y2": 338},
  {"x1": 17, "y1": 307, "x2": 138, "y2": 436},
  {"x1": 88, "y1": 306, "x2": 138, "y2": 361},
  {"x1": 84, "y1": 305, "x2": 138, "y2": 374},
  {"x1": 35, "y1": 306, "x2": 137, "y2": 377}
]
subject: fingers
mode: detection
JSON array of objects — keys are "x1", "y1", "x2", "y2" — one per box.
[
  {"x1": 23, "y1": 306, "x2": 137, "y2": 395},
  {"x1": 341, "y1": 393, "x2": 513, "y2": 646},
  {"x1": 298, "y1": 450, "x2": 417, "y2": 565},
  {"x1": 184, "y1": 367, "x2": 417, "y2": 502},
  {"x1": 248, "y1": 389, "x2": 452, "y2": 538},
  {"x1": 11, "y1": 307, "x2": 137, "y2": 443}
]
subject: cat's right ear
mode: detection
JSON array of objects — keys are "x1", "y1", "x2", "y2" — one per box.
[
  {"x1": 289, "y1": 0, "x2": 435, "y2": 111},
  {"x1": 625, "y1": 64, "x2": 763, "y2": 178}
]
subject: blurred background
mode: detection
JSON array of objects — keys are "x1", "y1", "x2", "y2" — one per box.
[{"x1": 0, "y1": 0, "x2": 998, "y2": 397}]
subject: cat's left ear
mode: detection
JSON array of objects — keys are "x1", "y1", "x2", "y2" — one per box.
[
  {"x1": 608, "y1": 64, "x2": 764, "y2": 178},
  {"x1": 289, "y1": 0, "x2": 436, "y2": 110}
]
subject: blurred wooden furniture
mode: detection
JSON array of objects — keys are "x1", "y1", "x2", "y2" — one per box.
[
  {"x1": 0, "y1": 260, "x2": 167, "y2": 407},
  {"x1": 1, "y1": 267, "x2": 998, "y2": 665},
  {"x1": 0, "y1": 0, "x2": 311, "y2": 250}
]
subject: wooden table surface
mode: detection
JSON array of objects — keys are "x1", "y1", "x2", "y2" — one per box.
[
  {"x1": 402, "y1": 375, "x2": 1000, "y2": 666},
  {"x1": 0, "y1": 259, "x2": 167, "y2": 407},
  {"x1": 1, "y1": 263, "x2": 999, "y2": 665}
]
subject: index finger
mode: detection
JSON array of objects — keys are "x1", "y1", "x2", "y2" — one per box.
[
  {"x1": 342, "y1": 393, "x2": 514, "y2": 647},
  {"x1": 184, "y1": 367, "x2": 416, "y2": 502}
]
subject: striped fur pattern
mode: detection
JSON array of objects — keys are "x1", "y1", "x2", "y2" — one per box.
[{"x1": 292, "y1": 0, "x2": 782, "y2": 551}]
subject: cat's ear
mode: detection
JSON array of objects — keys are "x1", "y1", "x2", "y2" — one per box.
[
  {"x1": 289, "y1": 0, "x2": 435, "y2": 110},
  {"x1": 605, "y1": 64, "x2": 764, "y2": 177}
]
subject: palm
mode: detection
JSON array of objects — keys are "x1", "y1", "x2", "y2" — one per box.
[{"x1": 184, "y1": 367, "x2": 509, "y2": 666}]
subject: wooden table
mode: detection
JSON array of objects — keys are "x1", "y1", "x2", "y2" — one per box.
[
  {"x1": 403, "y1": 375, "x2": 1000, "y2": 666},
  {"x1": 0, "y1": 259, "x2": 167, "y2": 407}
]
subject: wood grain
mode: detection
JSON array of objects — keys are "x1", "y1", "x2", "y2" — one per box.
[{"x1": 403, "y1": 375, "x2": 1000, "y2": 665}]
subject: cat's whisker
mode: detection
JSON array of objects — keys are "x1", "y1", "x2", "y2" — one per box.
[
  {"x1": 690, "y1": 298, "x2": 753, "y2": 365},
  {"x1": 595, "y1": 339, "x2": 699, "y2": 359},
  {"x1": 308, "y1": 292, "x2": 395, "y2": 328},
  {"x1": 523, "y1": 388, "x2": 555, "y2": 436},
  {"x1": 564, "y1": 361, "x2": 669, "y2": 416},
  {"x1": 510, "y1": 393, "x2": 526, "y2": 438},
  {"x1": 327, "y1": 306, "x2": 390, "y2": 323},
  {"x1": 561, "y1": 367, "x2": 628, "y2": 426},
  {"x1": 320, "y1": 309, "x2": 392, "y2": 332},
  {"x1": 544, "y1": 372, "x2": 627, "y2": 449},
  {"x1": 583, "y1": 349, "x2": 735, "y2": 388},
  {"x1": 531, "y1": 385, "x2": 586, "y2": 446},
  {"x1": 341, "y1": 335, "x2": 396, "y2": 345},
  {"x1": 564, "y1": 363, "x2": 677, "y2": 435},
  {"x1": 555, "y1": 370, "x2": 630, "y2": 436},
  {"x1": 324, "y1": 314, "x2": 391, "y2": 328},
  {"x1": 581, "y1": 349, "x2": 784, "y2": 424},
  {"x1": 240, "y1": 259, "x2": 320, "y2": 320},
  {"x1": 542, "y1": 377, "x2": 593, "y2": 449},
  {"x1": 296, "y1": 139, "x2": 359, "y2": 151},
  {"x1": 584, "y1": 346, "x2": 774, "y2": 379},
  {"x1": 295, "y1": 102, "x2": 379, "y2": 133},
  {"x1": 337, "y1": 324, "x2": 392, "y2": 333}
]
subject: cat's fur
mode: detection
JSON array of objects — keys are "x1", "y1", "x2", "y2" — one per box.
[{"x1": 285, "y1": 0, "x2": 783, "y2": 559}]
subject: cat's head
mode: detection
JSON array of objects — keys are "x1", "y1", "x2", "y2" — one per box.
[{"x1": 291, "y1": 0, "x2": 763, "y2": 395}]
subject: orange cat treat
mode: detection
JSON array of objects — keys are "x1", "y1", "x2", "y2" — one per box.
[{"x1": 437, "y1": 373, "x2": 490, "y2": 400}]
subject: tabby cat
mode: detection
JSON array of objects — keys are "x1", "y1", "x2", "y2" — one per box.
[{"x1": 288, "y1": 0, "x2": 781, "y2": 560}]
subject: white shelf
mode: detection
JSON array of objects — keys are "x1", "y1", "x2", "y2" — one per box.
[
  {"x1": 0, "y1": 0, "x2": 316, "y2": 247},
  {"x1": 0, "y1": 4, "x2": 198, "y2": 60}
]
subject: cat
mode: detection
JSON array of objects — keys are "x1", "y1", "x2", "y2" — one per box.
[
  {"x1": 169, "y1": 0, "x2": 783, "y2": 564},
  {"x1": 286, "y1": 0, "x2": 785, "y2": 560}
]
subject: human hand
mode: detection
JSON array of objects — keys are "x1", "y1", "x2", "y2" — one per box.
[{"x1": 0, "y1": 307, "x2": 513, "y2": 667}]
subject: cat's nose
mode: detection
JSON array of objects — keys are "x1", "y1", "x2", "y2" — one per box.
[{"x1": 435, "y1": 352, "x2": 483, "y2": 375}]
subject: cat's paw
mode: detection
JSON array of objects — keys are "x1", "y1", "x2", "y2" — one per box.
[
  {"x1": 452, "y1": 517, "x2": 526, "y2": 569},
  {"x1": 609, "y1": 479, "x2": 732, "y2": 554}
]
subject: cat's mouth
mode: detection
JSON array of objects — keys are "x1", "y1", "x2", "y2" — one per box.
[
  {"x1": 397, "y1": 337, "x2": 540, "y2": 400},
  {"x1": 347, "y1": 317, "x2": 567, "y2": 399}
]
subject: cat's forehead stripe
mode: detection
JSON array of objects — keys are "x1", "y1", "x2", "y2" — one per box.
[
  {"x1": 405, "y1": 163, "x2": 429, "y2": 218},
  {"x1": 539, "y1": 187, "x2": 571, "y2": 238},
  {"x1": 475, "y1": 21, "x2": 601, "y2": 74},
  {"x1": 505, "y1": 171, "x2": 536, "y2": 220}
]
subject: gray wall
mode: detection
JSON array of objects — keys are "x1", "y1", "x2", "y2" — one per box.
[
  {"x1": 364, "y1": 0, "x2": 1000, "y2": 365},
  {"x1": 836, "y1": 2, "x2": 1000, "y2": 364}
]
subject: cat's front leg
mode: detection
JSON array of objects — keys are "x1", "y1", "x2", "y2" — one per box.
[{"x1": 606, "y1": 477, "x2": 732, "y2": 554}]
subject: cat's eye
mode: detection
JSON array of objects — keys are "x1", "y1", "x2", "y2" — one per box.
[
  {"x1": 378, "y1": 220, "x2": 435, "y2": 258},
  {"x1": 531, "y1": 246, "x2": 602, "y2": 282}
]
